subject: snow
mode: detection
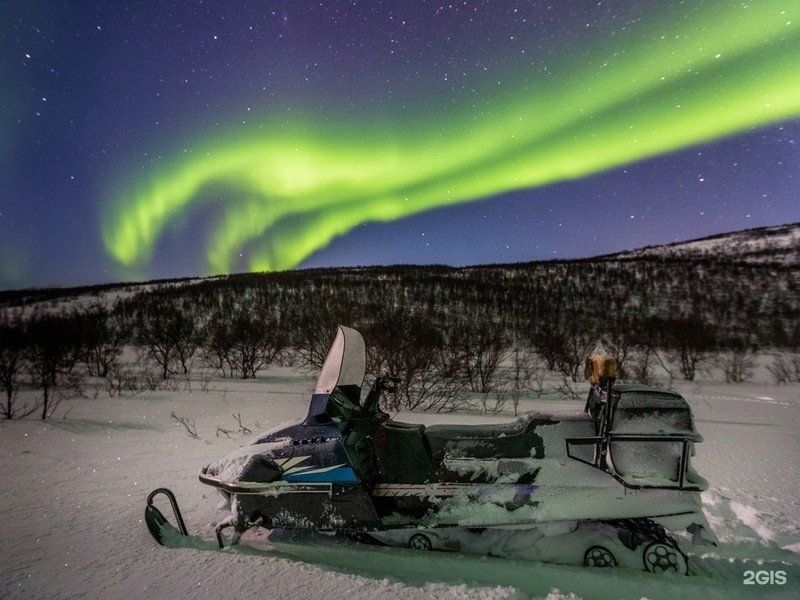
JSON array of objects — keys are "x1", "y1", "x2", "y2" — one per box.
[
  {"x1": 610, "y1": 222, "x2": 800, "y2": 265},
  {"x1": 1, "y1": 366, "x2": 799, "y2": 600}
]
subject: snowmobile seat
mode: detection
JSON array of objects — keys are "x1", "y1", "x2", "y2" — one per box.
[
  {"x1": 374, "y1": 421, "x2": 434, "y2": 483},
  {"x1": 424, "y1": 414, "x2": 557, "y2": 460}
]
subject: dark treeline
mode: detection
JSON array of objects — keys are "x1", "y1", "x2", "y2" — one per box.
[
  {"x1": 146, "y1": 257, "x2": 799, "y2": 352},
  {"x1": 2, "y1": 255, "x2": 799, "y2": 419}
]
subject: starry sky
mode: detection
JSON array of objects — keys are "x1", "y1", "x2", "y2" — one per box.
[{"x1": 2, "y1": 1, "x2": 799, "y2": 290}]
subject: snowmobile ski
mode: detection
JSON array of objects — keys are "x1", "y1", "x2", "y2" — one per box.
[{"x1": 145, "y1": 488, "x2": 188, "y2": 545}]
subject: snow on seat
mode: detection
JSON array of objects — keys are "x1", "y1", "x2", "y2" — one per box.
[{"x1": 424, "y1": 413, "x2": 572, "y2": 460}]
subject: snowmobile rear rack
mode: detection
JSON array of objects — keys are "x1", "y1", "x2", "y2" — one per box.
[
  {"x1": 574, "y1": 356, "x2": 707, "y2": 490},
  {"x1": 565, "y1": 434, "x2": 702, "y2": 490}
]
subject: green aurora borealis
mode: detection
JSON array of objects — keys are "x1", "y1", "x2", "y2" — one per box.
[{"x1": 102, "y1": 2, "x2": 800, "y2": 276}]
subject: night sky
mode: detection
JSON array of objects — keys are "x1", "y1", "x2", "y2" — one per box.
[{"x1": 2, "y1": 1, "x2": 799, "y2": 290}]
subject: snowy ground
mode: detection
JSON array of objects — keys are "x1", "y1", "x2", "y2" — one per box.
[{"x1": 1, "y1": 366, "x2": 799, "y2": 600}]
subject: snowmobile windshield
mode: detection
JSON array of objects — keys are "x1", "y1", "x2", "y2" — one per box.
[
  {"x1": 314, "y1": 325, "x2": 366, "y2": 398},
  {"x1": 306, "y1": 326, "x2": 366, "y2": 424}
]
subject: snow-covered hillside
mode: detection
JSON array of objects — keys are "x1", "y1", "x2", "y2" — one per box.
[
  {"x1": 607, "y1": 223, "x2": 800, "y2": 265},
  {"x1": 4, "y1": 222, "x2": 799, "y2": 312},
  {"x1": 1, "y1": 364, "x2": 798, "y2": 600}
]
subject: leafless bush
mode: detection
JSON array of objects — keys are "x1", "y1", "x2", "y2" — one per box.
[
  {"x1": 658, "y1": 317, "x2": 716, "y2": 381},
  {"x1": 75, "y1": 303, "x2": 131, "y2": 378},
  {"x1": 135, "y1": 298, "x2": 200, "y2": 379},
  {"x1": 455, "y1": 318, "x2": 510, "y2": 394},
  {"x1": 626, "y1": 346, "x2": 664, "y2": 387},
  {"x1": 600, "y1": 327, "x2": 636, "y2": 381},
  {"x1": 288, "y1": 298, "x2": 355, "y2": 371},
  {"x1": 170, "y1": 411, "x2": 200, "y2": 439},
  {"x1": 367, "y1": 311, "x2": 472, "y2": 413},
  {"x1": 553, "y1": 374, "x2": 583, "y2": 400},
  {"x1": 215, "y1": 425, "x2": 234, "y2": 438},
  {"x1": 204, "y1": 305, "x2": 286, "y2": 379},
  {"x1": 104, "y1": 361, "x2": 162, "y2": 396},
  {"x1": 714, "y1": 348, "x2": 757, "y2": 383},
  {"x1": 23, "y1": 310, "x2": 86, "y2": 420},
  {"x1": 533, "y1": 311, "x2": 598, "y2": 385},
  {"x1": 494, "y1": 346, "x2": 547, "y2": 415},
  {"x1": 0, "y1": 313, "x2": 35, "y2": 420},
  {"x1": 215, "y1": 413, "x2": 256, "y2": 438},
  {"x1": 768, "y1": 352, "x2": 800, "y2": 384},
  {"x1": 481, "y1": 389, "x2": 509, "y2": 415},
  {"x1": 232, "y1": 413, "x2": 252, "y2": 435},
  {"x1": 158, "y1": 376, "x2": 193, "y2": 392},
  {"x1": 199, "y1": 375, "x2": 216, "y2": 393}
]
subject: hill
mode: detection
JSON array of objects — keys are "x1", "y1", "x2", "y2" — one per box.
[
  {"x1": 605, "y1": 222, "x2": 800, "y2": 265},
  {"x1": 2, "y1": 223, "x2": 799, "y2": 392}
]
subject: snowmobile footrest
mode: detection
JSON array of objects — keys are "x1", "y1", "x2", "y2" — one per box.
[
  {"x1": 214, "y1": 518, "x2": 243, "y2": 549},
  {"x1": 215, "y1": 522, "x2": 232, "y2": 549},
  {"x1": 145, "y1": 488, "x2": 188, "y2": 545}
]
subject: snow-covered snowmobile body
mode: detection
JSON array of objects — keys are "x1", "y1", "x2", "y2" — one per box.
[{"x1": 199, "y1": 326, "x2": 712, "y2": 557}]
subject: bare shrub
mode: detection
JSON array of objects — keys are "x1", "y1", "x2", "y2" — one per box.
[
  {"x1": 455, "y1": 318, "x2": 510, "y2": 394},
  {"x1": 367, "y1": 310, "x2": 470, "y2": 413},
  {"x1": 75, "y1": 303, "x2": 131, "y2": 378},
  {"x1": 553, "y1": 374, "x2": 583, "y2": 400},
  {"x1": 232, "y1": 413, "x2": 252, "y2": 435},
  {"x1": 627, "y1": 346, "x2": 659, "y2": 386},
  {"x1": 170, "y1": 412, "x2": 200, "y2": 439},
  {"x1": 23, "y1": 310, "x2": 86, "y2": 420},
  {"x1": 494, "y1": 346, "x2": 547, "y2": 415},
  {"x1": 0, "y1": 312, "x2": 35, "y2": 420},
  {"x1": 215, "y1": 425, "x2": 234, "y2": 438},
  {"x1": 204, "y1": 305, "x2": 285, "y2": 379},
  {"x1": 135, "y1": 297, "x2": 200, "y2": 379},
  {"x1": 662, "y1": 318, "x2": 716, "y2": 381},
  {"x1": 714, "y1": 347, "x2": 757, "y2": 384},
  {"x1": 767, "y1": 352, "x2": 800, "y2": 384}
]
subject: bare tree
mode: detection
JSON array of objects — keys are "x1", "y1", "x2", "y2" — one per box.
[
  {"x1": 205, "y1": 306, "x2": 286, "y2": 379},
  {"x1": 286, "y1": 297, "x2": 354, "y2": 370},
  {"x1": 23, "y1": 311, "x2": 85, "y2": 420},
  {"x1": 768, "y1": 352, "x2": 800, "y2": 384},
  {"x1": 498, "y1": 345, "x2": 545, "y2": 416},
  {"x1": 530, "y1": 320, "x2": 568, "y2": 372},
  {"x1": 600, "y1": 321, "x2": 637, "y2": 380},
  {"x1": 135, "y1": 297, "x2": 199, "y2": 378},
  {"x1": 555, "y1": 320, "x2": 599, "y2": 384},
  {"x1": 367, "y1": 310, "x2": 469, "y2": 412},
  {"x1": 203, "y1": 317, "x2": 235, "y2": 378},
  {"x1": 0, "y1": 312, "x2": 35, "y2": 420},
  {"x1": 456, "y1": 318, "x2": 510, "y2": 394},
  {"x1": 75, "y1": 303, "x2": 132, "y2": 378},
  {"x1": 662, "y1": 318, "x2": 715, "y2": 381},
  {"x1": 714, "y1": 343, "x2": 757, "y2": 383},
  {"x1": 627, "y1": 345, "x2": 662, "y2": 386}
]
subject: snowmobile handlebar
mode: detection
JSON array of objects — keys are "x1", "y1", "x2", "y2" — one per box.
[{"x1": 362, "y1": 375, "x2": 400, "y2": 413}]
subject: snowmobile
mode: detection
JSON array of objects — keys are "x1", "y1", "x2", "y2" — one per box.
[{"x1": 146, "y1": 325, "x2": 716, "y2": 574}]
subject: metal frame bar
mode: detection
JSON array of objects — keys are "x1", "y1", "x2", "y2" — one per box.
[{"x1": 565, "y1": 437, "x2": 699, "y2": 491}]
